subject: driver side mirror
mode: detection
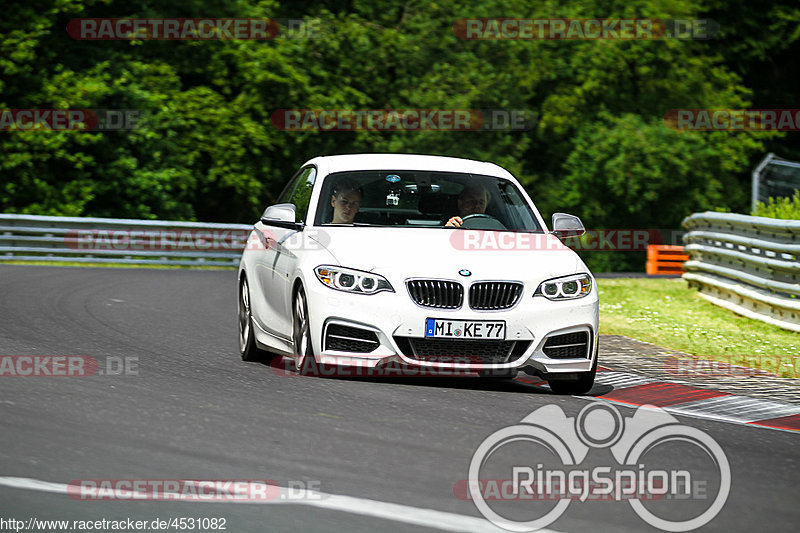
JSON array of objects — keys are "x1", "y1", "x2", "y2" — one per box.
[
  {"x1": 261, "y1": 203, "x2": 304, "y2": 230},
  {"x1": 551, "y1": 213, "x2": 585, "y2": 238}
]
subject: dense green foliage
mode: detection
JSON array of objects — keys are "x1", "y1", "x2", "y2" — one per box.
[
  {"x1": 1, "y1": 0, "x2": 798, "y2": 270},
  {"x1": 752, "y1": 191, "x2": 800, "y2": 220}
]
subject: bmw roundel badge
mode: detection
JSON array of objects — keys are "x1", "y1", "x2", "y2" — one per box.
[{"x1": 459, "y1": 269, "x2": 471, "y2": 277}]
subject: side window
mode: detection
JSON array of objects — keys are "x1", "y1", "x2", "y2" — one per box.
[{"x1": 277, "y1": 166, "x2": 317, "y2": 222}]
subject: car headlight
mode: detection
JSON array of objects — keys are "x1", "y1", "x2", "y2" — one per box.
[
  {"x1": 534, "y1": 274, "x2": 592, "y2": 300},
  {"x1": 315, "y1": 265, "x2": 394, "y2": 295}
]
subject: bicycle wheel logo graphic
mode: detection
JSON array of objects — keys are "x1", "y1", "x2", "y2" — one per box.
[{"x1": 467, "y1": 403, "x2": 730, "y2": 532}]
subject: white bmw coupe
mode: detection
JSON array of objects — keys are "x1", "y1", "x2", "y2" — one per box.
[{"x1": 238, "y1": 154, "x2": 599, "y2": 394}]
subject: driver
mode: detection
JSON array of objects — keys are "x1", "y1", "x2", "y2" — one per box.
[{"x1": 445, "y1": 183, "x2": 489, "y2": 227}]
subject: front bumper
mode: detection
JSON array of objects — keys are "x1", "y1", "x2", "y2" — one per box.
[{"x1": 303, "y1": 275, "x2": 599, "y2": 375}]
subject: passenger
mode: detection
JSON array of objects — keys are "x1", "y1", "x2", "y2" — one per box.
[{"x1": 330, "y1": 179, "x2": 363, "y2": 224}]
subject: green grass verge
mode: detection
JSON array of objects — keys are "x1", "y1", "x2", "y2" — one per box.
[{"x1": 598, "y1": 278, "x2": 800, "y2": 378}]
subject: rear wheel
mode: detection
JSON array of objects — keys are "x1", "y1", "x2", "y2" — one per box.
[
  {"x1": 239, "y1": 277, "x2": 271, "y2": 362},
  {"x1": 292, "y1": 286, "x2": 318, "y2": 375}
]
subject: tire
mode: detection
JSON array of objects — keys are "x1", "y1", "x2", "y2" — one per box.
[
  {"x1": 292, "y1": 286, "x2": 318, "y2": 376},
  {"x1": 239, "y1": 277, "x2": 271, "y2": 362},
  {"x1": 548, "y1": 358, "x2": 597, "y2": 395}
]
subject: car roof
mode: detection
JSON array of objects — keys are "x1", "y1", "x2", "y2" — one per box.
[{"x1": 302, "y1": 153, "x2": 514, "y2": 179}]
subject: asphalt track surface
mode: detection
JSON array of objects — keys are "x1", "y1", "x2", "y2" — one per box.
[{"x1": 0, "y1": 265, "x2": 797, "y2": 532}]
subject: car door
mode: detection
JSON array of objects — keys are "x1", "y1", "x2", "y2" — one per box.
[{"x1": 252, "y1": 166, "x2": 317, "y2": 341}]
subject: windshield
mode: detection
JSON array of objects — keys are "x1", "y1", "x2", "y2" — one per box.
[{"x1": 315, "y1": 170, "x2": 543, "y2": 231}]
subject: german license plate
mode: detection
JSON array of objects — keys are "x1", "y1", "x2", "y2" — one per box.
[{"x1": 425, "y1": 319, "x2": 506, "y2": 339}]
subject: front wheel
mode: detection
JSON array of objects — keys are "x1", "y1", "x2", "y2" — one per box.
[
  {"x1": 239, "y1": 277, "x2": 272, "y2": 362},
  {"x1": 292, "y1": 286, "x2": 318, "y2": 375},
  {"x1": 548, "y1": 358, "x2": 597, "y2": 395}
]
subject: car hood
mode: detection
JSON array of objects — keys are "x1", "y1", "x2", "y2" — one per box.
[{"x1": 312, "y1": 227, "x2": 585, "y2": 281}]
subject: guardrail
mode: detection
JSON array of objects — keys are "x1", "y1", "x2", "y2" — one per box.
[
  {"x1": 0, "y1": 214, "x2": 252, "y2": 267},
  {"x1": 682, "y1": 211, "x2": 800, "y2": 332}
]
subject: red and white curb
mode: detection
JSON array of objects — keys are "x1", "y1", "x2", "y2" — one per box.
[{"x1": 515, "y1": 368, "x2": 800, "y2": 432}]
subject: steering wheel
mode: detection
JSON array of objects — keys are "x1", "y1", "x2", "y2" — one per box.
[{"x1": 459, "y1": 213, "x2": 507, "y2": 230}]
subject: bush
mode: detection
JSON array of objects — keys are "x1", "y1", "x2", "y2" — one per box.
[{"x1": 752, "y1": 191, "x2": 800, "y2": 219}]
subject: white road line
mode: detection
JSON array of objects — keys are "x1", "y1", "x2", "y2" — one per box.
[
  {"x1": 0, "y1": 477, "x2": 68, "y2": 495},
  {"x1": 0, "y1": 476, "x2": 563, "y2": 533}
]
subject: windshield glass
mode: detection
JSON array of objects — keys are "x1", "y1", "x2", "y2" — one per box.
[{"x1": 315, "y1": 170, "x2": 543, "y2": 231}]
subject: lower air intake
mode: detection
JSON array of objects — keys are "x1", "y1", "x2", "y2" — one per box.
[
  {"x1": 543, "y1": 331, "x2": 590, "y2": 359},
  {"x1": 325, "y1": 324, "x2": 380, "y2": 353}
]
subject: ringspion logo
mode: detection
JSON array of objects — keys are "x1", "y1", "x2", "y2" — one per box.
[{"x1": 463, "y1": 403, "x2": 730, "y2": 531}]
